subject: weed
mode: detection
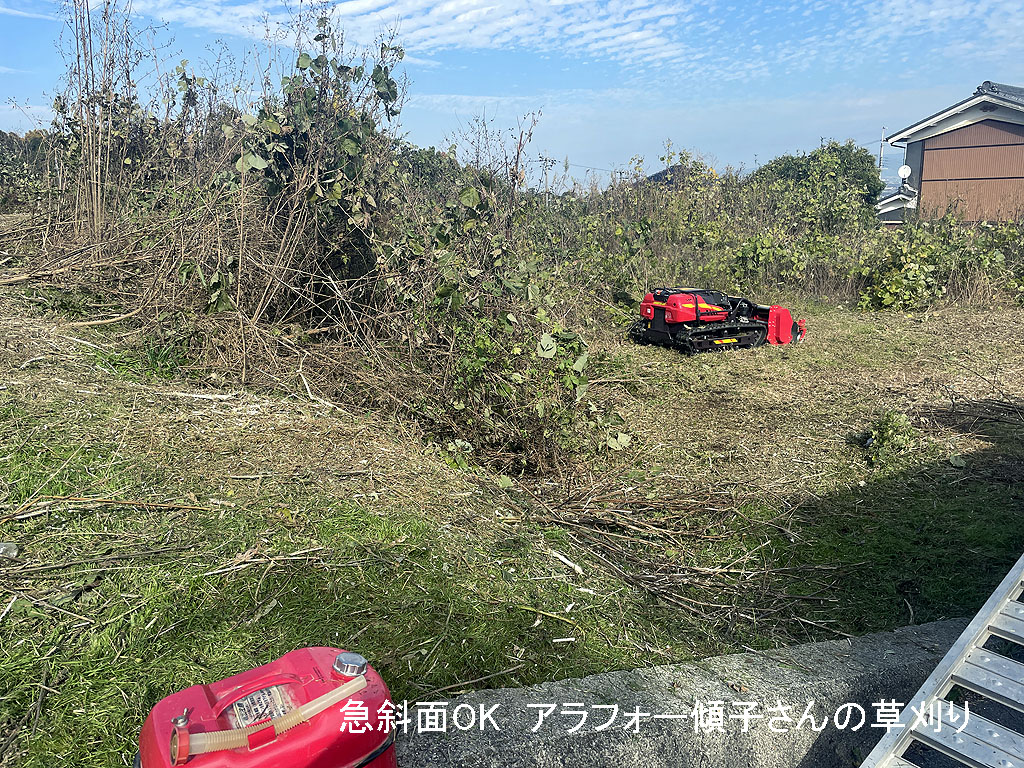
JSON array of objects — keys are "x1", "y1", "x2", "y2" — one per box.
[
  {"x1": 866, "y1": 411, "x2": 918, "y2": 466},
  {"x1": 95, "y1": 340, "x2": 186, "y2": 380},
  {"x1": 24, "y1": 287, "x2": 97, "y2": 319}
]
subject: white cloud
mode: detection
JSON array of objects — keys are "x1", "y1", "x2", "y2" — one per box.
[
  {"x1": 407, "y1": 92, "x2": 539, "y2": 112},
  {"x1": 0, "y1": 3, "x2": 57, "y2": 19},
  {"x1": 26, "y1": 0, "x2": 1023, "y2": 91},
  {"x1": 400, "y1": 53, "x2": 442, "y2": 67}
]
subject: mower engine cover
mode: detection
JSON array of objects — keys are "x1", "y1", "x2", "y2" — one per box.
[
  {"x1": 631, "y1": 287, "x2": 806, "y2": 353},
  {"x1": 138, "y1": 648, "x2": 397, "y2": 768}
]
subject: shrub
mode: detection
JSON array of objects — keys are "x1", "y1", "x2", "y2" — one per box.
[
  {"x1": 0, "y1": 130, "x2": 47, "y2": 212},
  {"x1": 866, "y1": 411, "x2": 918, "y2": 466},
  {"x1": 856, "y1": 217, "x2": 1024, "y2": 309},
  {"x1": 750, "y1": 140, "x2": 886, "y2": 206}
]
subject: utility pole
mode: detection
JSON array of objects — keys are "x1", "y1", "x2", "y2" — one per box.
[
  {"x1": 541, "y1": 154, "x2": 555, "y2": 209},
  {"x1": 544, "y1": 156, "x2": 549, "y2": 210},
  {"x1": 878, "y1": 126, "x2": 886, "y2": 171}
]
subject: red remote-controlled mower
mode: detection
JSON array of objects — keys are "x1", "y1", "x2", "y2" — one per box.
[
  {"x1": 136, "y1": 648, "x2": 396, "y2": 768},
  {"x1": 629, "y1": 288, "x2": 807, "y2": 353}
]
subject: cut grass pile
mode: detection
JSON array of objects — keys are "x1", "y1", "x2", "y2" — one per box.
[{"x1": 1, "y1": 291, "x2": 1022, "y2": 767}]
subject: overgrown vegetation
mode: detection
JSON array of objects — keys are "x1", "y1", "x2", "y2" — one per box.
[
  {"x1": 866, "y1": 411, "x2": 918, "y2": 466},
  {"x1": 1, "y1": 0, "x2": 1022, "y2": 473},
  {"x1": 0, "y1": 131, "x2": 46, "y2": 212},
  {"x1": 749, "y1": 139, "x2": 887, "y2": 205}
]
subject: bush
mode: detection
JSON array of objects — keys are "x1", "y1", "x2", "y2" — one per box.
[
  {"x1": 0, "y1": 130, "x2": 47, "y2": 212},
  {"x1": 866, "y1": 411, "x2": 918, "y2": 466},
  {"x1": 857, "y1": 217, "x2": 1024, "y2": 309},
  {"x1": 751, "y1": 140, "x2": 886, "y2": 206}
]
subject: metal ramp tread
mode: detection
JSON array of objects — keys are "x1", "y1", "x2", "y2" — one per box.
[
  {"x1": 916, "y1": 707, "x2": 1020, "y2": 768},
  {"x1": 860, "y1": 552, "x2": 1024, "y2": 768}
]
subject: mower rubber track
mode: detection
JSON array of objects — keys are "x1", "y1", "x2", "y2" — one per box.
[
  {"x1": 675, "y1": 320, "x2": 768, "y2": 354},
  {"x1": 629, "y1": 318, "x2": 768, "y2": 354}
]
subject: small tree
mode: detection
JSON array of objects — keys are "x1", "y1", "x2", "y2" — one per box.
[{"x1": 751, "y1": 140, "x2": 885, "y2": 206}]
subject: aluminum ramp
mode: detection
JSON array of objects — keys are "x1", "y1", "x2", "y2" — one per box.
[{"x1": 861, "y1": 551, "x2": 1024, "y2": 768}]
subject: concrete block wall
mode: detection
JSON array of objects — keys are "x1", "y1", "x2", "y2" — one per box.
[{"x1": 396, "y1": 619, "x2": 968, "y2": 768}]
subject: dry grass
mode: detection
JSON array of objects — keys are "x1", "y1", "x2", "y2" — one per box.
[
  {"x1": 0, "y1": 292, "x2": 483, "y2": 527},
  {"x1": 589, "y1": 303, "x2": 1023, "y2": 495},
  {"x1": 2, "y1": 288, "x2": 1023, "y2": 767}
]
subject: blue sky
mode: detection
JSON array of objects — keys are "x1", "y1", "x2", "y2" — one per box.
[{"x1": 2, "y1": 0, "x2": 1024, "y2": 187}]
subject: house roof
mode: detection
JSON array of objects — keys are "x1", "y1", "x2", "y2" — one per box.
[
  {"x1": 887, "y1": 81, "x2": 1024, "y2": 145},
  {"x1": 875, "y1": 184, "x2": 917, "y2": 208},
  {"x1": 876, "y1": 184, "x2": 918, "y2": 217},
  {"x1": 977, "y1": 81, "x2": 1024, "y2": 105}
]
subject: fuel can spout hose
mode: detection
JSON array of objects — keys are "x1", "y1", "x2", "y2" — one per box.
[{"x1": 170, "y1": 676, "x2": 368, "y2": 766}]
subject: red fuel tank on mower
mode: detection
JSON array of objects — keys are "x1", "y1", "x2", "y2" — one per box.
[{"x1": 138, "y1": 648, "x2": 397, "y2": 768}]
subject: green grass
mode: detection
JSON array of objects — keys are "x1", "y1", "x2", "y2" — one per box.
[
  {"x1": 779, "y1": 455, "x2": 1024, "y2": 633},
  {"x1": 23, "y1": 287, "x2": 98, "y2": 319},
  {"x1": 0, "y1": 395, "x2": 683, "y2": 767},
  {"x1": 93, "y1": 340, "x2": 188, "y2": 380}
]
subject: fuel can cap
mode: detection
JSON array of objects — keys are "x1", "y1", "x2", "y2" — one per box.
[{"x1": 333, "y1": 652, "x2": 368, "y2": 677}]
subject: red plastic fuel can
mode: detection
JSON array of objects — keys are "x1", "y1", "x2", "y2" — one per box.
[{"x1": 138, "y1": 648, "x2": 398, "y2": 768}]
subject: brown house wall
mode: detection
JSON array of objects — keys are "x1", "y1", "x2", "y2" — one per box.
[
  {"x1": 919, "y1": 179, "x2": 1024, "y2": 220},
  {"x1": 919, "y1": 119, "x2": 1024, "y2": 220},
  {"x1": 923, "y1": 120, "x2": 1024, "y2": 149},
  {"x1": 922, "y1": 146, "x2": 1024, "y2": 180}
]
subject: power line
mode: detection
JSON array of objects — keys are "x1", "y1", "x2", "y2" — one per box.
[
  {"x1": 524, "y1": 158, "x2": 614, "y2": 173},
  {"x1": 568, "y1": 162, "x2": 614, "y2": 173}
]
